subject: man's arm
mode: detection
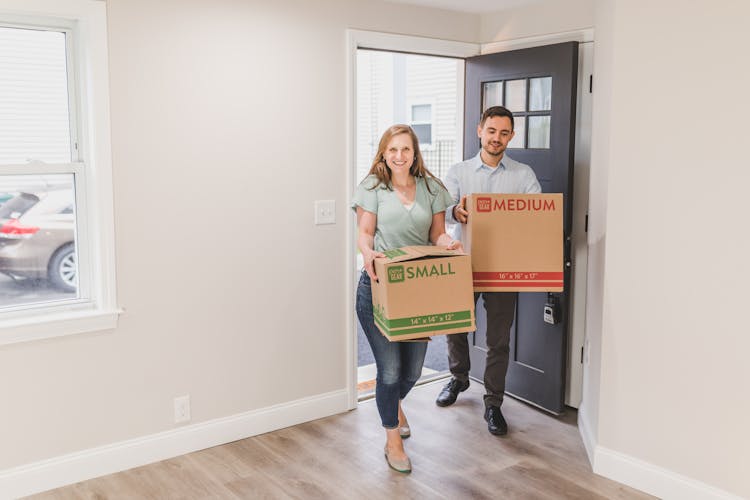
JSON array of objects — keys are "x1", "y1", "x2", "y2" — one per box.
[{"x1": 444, "y1": 165, "x2": 461, "y2": 224}]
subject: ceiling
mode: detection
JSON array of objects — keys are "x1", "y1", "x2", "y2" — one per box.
[{"x1": 383, "y1": 0, "x2": 546, "y2": 14}]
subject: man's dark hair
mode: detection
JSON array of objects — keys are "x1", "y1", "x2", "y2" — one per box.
[{"x1": 480, "y1": 105, "x2": 514, "y2": 130}]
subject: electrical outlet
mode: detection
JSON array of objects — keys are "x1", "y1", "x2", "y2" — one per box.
[
  {"x1": 314, "y1": 200, "x2": 335, "y2": 225},
  {"x1": 174, "y1": 395, "x2": 191, "y2": 424}
]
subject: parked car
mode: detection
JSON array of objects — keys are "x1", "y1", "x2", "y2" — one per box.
[{"x1": 0, "y1": 190, "x2": 76, "y2": 292}]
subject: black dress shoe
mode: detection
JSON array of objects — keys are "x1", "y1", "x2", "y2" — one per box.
[
  {"x1": 484, "y1": 405, "x2": 508, "y2": 436},
  {"x1": 435, "y1": 378, "x2": 470, "y2": 407}
]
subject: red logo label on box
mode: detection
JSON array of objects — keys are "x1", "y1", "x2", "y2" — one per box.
[
  {"x1": 475, "y1": 197, "x2": 556, "y2": 212},
  {"x1": 476, "y1": 197, "x2": 492, "y2": 212}
]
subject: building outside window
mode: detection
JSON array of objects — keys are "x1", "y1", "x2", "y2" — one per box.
[{"x1": 356, "y1": 49, "x2": 462, "y2": 182}]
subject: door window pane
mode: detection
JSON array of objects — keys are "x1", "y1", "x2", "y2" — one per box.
[
  {"x1": 529, "y1": 77, "x2": 552, "y2": 111},
  {"x1": 528, "y1": 115, "x2": 551, "y2": 148},
  {"x1": 504, "y1": 79, "x2": 527, "y2": 112},
  {"x1": 0, "y1": 27, "x2": 72, "y2": 165},
  {"x1": 508, "y1": 116, "x2": 526, "y2": 149},
  {"x1": 0, "y1": 174, "x2": 78, "y2": 308},
  {"x1": 483, "y1": 81, "x2": 503, "y2": 110}
]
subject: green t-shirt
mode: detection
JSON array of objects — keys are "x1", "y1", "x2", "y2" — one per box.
[{"x1": 351, "y1": 175, "x2": 452, "y2": 252}]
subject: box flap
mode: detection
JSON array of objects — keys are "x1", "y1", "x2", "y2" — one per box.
[{"x1": 378, "y1": 245, "x2": 463, "y2": 264}]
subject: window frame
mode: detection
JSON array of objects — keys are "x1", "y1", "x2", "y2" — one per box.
[
  {"x1": 407, "y1": 98, "x2": 435, "y2": 149},
  {"x1": 0, "y1": 1, "x2": 119, "y2": 346}
]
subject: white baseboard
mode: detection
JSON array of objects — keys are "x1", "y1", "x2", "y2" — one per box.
[
  {"x1": 594, "y1": 446, "x2": 743, "y2": 500},
  {"x1": 0, "y1": 389, "x2": 349, "y2": 499},
  {"x1": 578, "y1": 405, "x2": 741, "y2": 500}
]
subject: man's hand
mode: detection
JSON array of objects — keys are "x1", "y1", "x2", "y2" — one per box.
[{"x1": 453, "y1": 195, "x2": 469, "y2": 224}]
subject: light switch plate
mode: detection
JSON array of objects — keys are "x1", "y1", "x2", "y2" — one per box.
[{"x1": 315, "y1": 200, "x2": 335, "y2": 225}]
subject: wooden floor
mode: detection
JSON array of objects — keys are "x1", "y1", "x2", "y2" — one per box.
[{"x1": 29, "y1": 381, "x2": 653, "y2": 499}]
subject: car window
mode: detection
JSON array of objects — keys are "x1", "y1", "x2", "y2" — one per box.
[
  {"x1": 0, "y1": 193, "x2": 39, "y2": 219},
  {"x1": 23, "y1": 190, "x2": 75, "y2": 217}
]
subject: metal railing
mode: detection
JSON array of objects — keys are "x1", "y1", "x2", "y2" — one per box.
[{"x1": 421, "y1": 139, "x2": 456, "y2": 180}]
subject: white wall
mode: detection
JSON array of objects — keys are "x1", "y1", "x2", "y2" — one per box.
[
  {"x1": 479, "y1": 0, "x2": 750, "y2": 496},
  {"x1": 480, "y1": 0, "x2": 595, "y2": 42},
  {"x1": 0, "y1": 0, "x2": 478, "y2": 489},
  {"x1": 586, "y1": 0, "x2": 750, "y2": 497}
]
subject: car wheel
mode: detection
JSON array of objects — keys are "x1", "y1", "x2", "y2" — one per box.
[{"x1": 48, "y1": 243, "x2": 77, "y2": 292}]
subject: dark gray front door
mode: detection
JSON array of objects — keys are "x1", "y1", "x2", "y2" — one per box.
[{"x1": 465, "y1": 42, "x2": 578, "y2": 414}]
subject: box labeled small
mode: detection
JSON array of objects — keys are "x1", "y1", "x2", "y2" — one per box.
[{"x1": 371, "y1": 246, "x2": 476, "y2": 342}]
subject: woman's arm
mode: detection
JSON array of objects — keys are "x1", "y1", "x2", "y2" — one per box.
[
  {"x1": 356, "y1": 207, "x2": 385, "y2": 281},
  {"x1": 429, "y1": 211, "x2": 464, "y2": 253}
]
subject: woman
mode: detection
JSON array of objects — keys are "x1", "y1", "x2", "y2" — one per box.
[{"x1": 352, "y1": 124, "x2": 462, "y2": 473}]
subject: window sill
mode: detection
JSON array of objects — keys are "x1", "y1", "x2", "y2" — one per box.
[{"x1": 0, "y1": 307, "x2": 122, "y2": 346}]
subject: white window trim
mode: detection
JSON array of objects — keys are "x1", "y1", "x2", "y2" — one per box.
[
  {"x1": 407, "y1": 98, "x2": 436, "y2": 149},
  {"x1": 0, "y1": 1, "x2": 120, "y2": 346}
]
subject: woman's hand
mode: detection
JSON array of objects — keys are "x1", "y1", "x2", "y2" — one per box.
[
  {"x1": 364, "y1": 248, "x2": 385, "y2": 282},
  {"x1": 447, "y1": 239, "x2": 464, "y2": 254}
]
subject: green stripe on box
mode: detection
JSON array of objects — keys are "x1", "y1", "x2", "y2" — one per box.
[
  {"x1": 375, "y1": 316, "x2": 474, "y2": 336},
  {"x1": 379, "y1": 310, "x2": 472, "y2": 328},
  {"x1": 374, "y1": 310, "x2": 473, "y2": 336}
]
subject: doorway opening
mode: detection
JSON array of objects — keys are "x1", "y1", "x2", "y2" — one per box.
[{"x1": 354, "y1": 48, "x2": 465, "y2": 399}]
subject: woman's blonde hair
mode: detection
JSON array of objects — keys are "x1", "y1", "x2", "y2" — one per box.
[{"x1": 364, "y1": 124, "x2": 444, "y2": 194}]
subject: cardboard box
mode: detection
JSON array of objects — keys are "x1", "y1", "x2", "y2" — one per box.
[
  {"x1": 372, "y1": 246, "x2": 476, "y2": 342},
  {"x1": 466, "y1": 193, "x2": 564, "y2": 292}
]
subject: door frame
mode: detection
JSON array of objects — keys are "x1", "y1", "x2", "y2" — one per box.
[
  {"x1": 345, "y1": 28, "x2": 594, "y2": 410},
  {"x1": 345, "y1": 29, "x2": 478, "y2": 409}
]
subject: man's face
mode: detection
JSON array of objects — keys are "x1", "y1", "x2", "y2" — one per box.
[{"x1": 477, "y1": 116, "x2": 514, "y2": 157}]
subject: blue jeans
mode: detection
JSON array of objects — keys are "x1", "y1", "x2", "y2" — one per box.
[{"x1": 356, "y1": 271, "x2": 428, "y2": 429}]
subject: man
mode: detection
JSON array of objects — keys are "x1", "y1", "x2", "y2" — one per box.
[{"x1": 436, "y1": 106, "x2": 541, "y2": 436}]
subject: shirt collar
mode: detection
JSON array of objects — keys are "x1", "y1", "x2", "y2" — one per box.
[{"x1": 472, "y1": 151, "x2": 507, "y2": 172}]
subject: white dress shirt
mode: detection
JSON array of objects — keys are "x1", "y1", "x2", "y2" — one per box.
[{"x1": 444, "y1": 151, "x2": 541, "y2": 240}]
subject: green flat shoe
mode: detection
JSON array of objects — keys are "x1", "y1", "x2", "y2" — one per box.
[{"x1": 384, "y1": 445, "x2": 412, "y2": 473}]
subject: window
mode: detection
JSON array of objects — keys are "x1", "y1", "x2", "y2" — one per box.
[
  {"x1": 0, "y1": 26, "x2": 81, "y2": 305},
  {"x1": 410, "y1": 103, "x2": 432, "y2": 146},
  {"x1": 0, "y1": 2, "x2": 118, "y2": 345},
  {"x1": 482, "y1": 76, "x2": 552, "y2": 149}
]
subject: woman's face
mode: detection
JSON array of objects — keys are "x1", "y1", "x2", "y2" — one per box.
[{"x1": 383, "y1": 133, "x2": 415, "y2": 175}]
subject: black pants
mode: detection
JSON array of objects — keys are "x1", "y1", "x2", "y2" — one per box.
[{"x1": 446, "y1": 292, "x2": 517, "y2": 408}]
